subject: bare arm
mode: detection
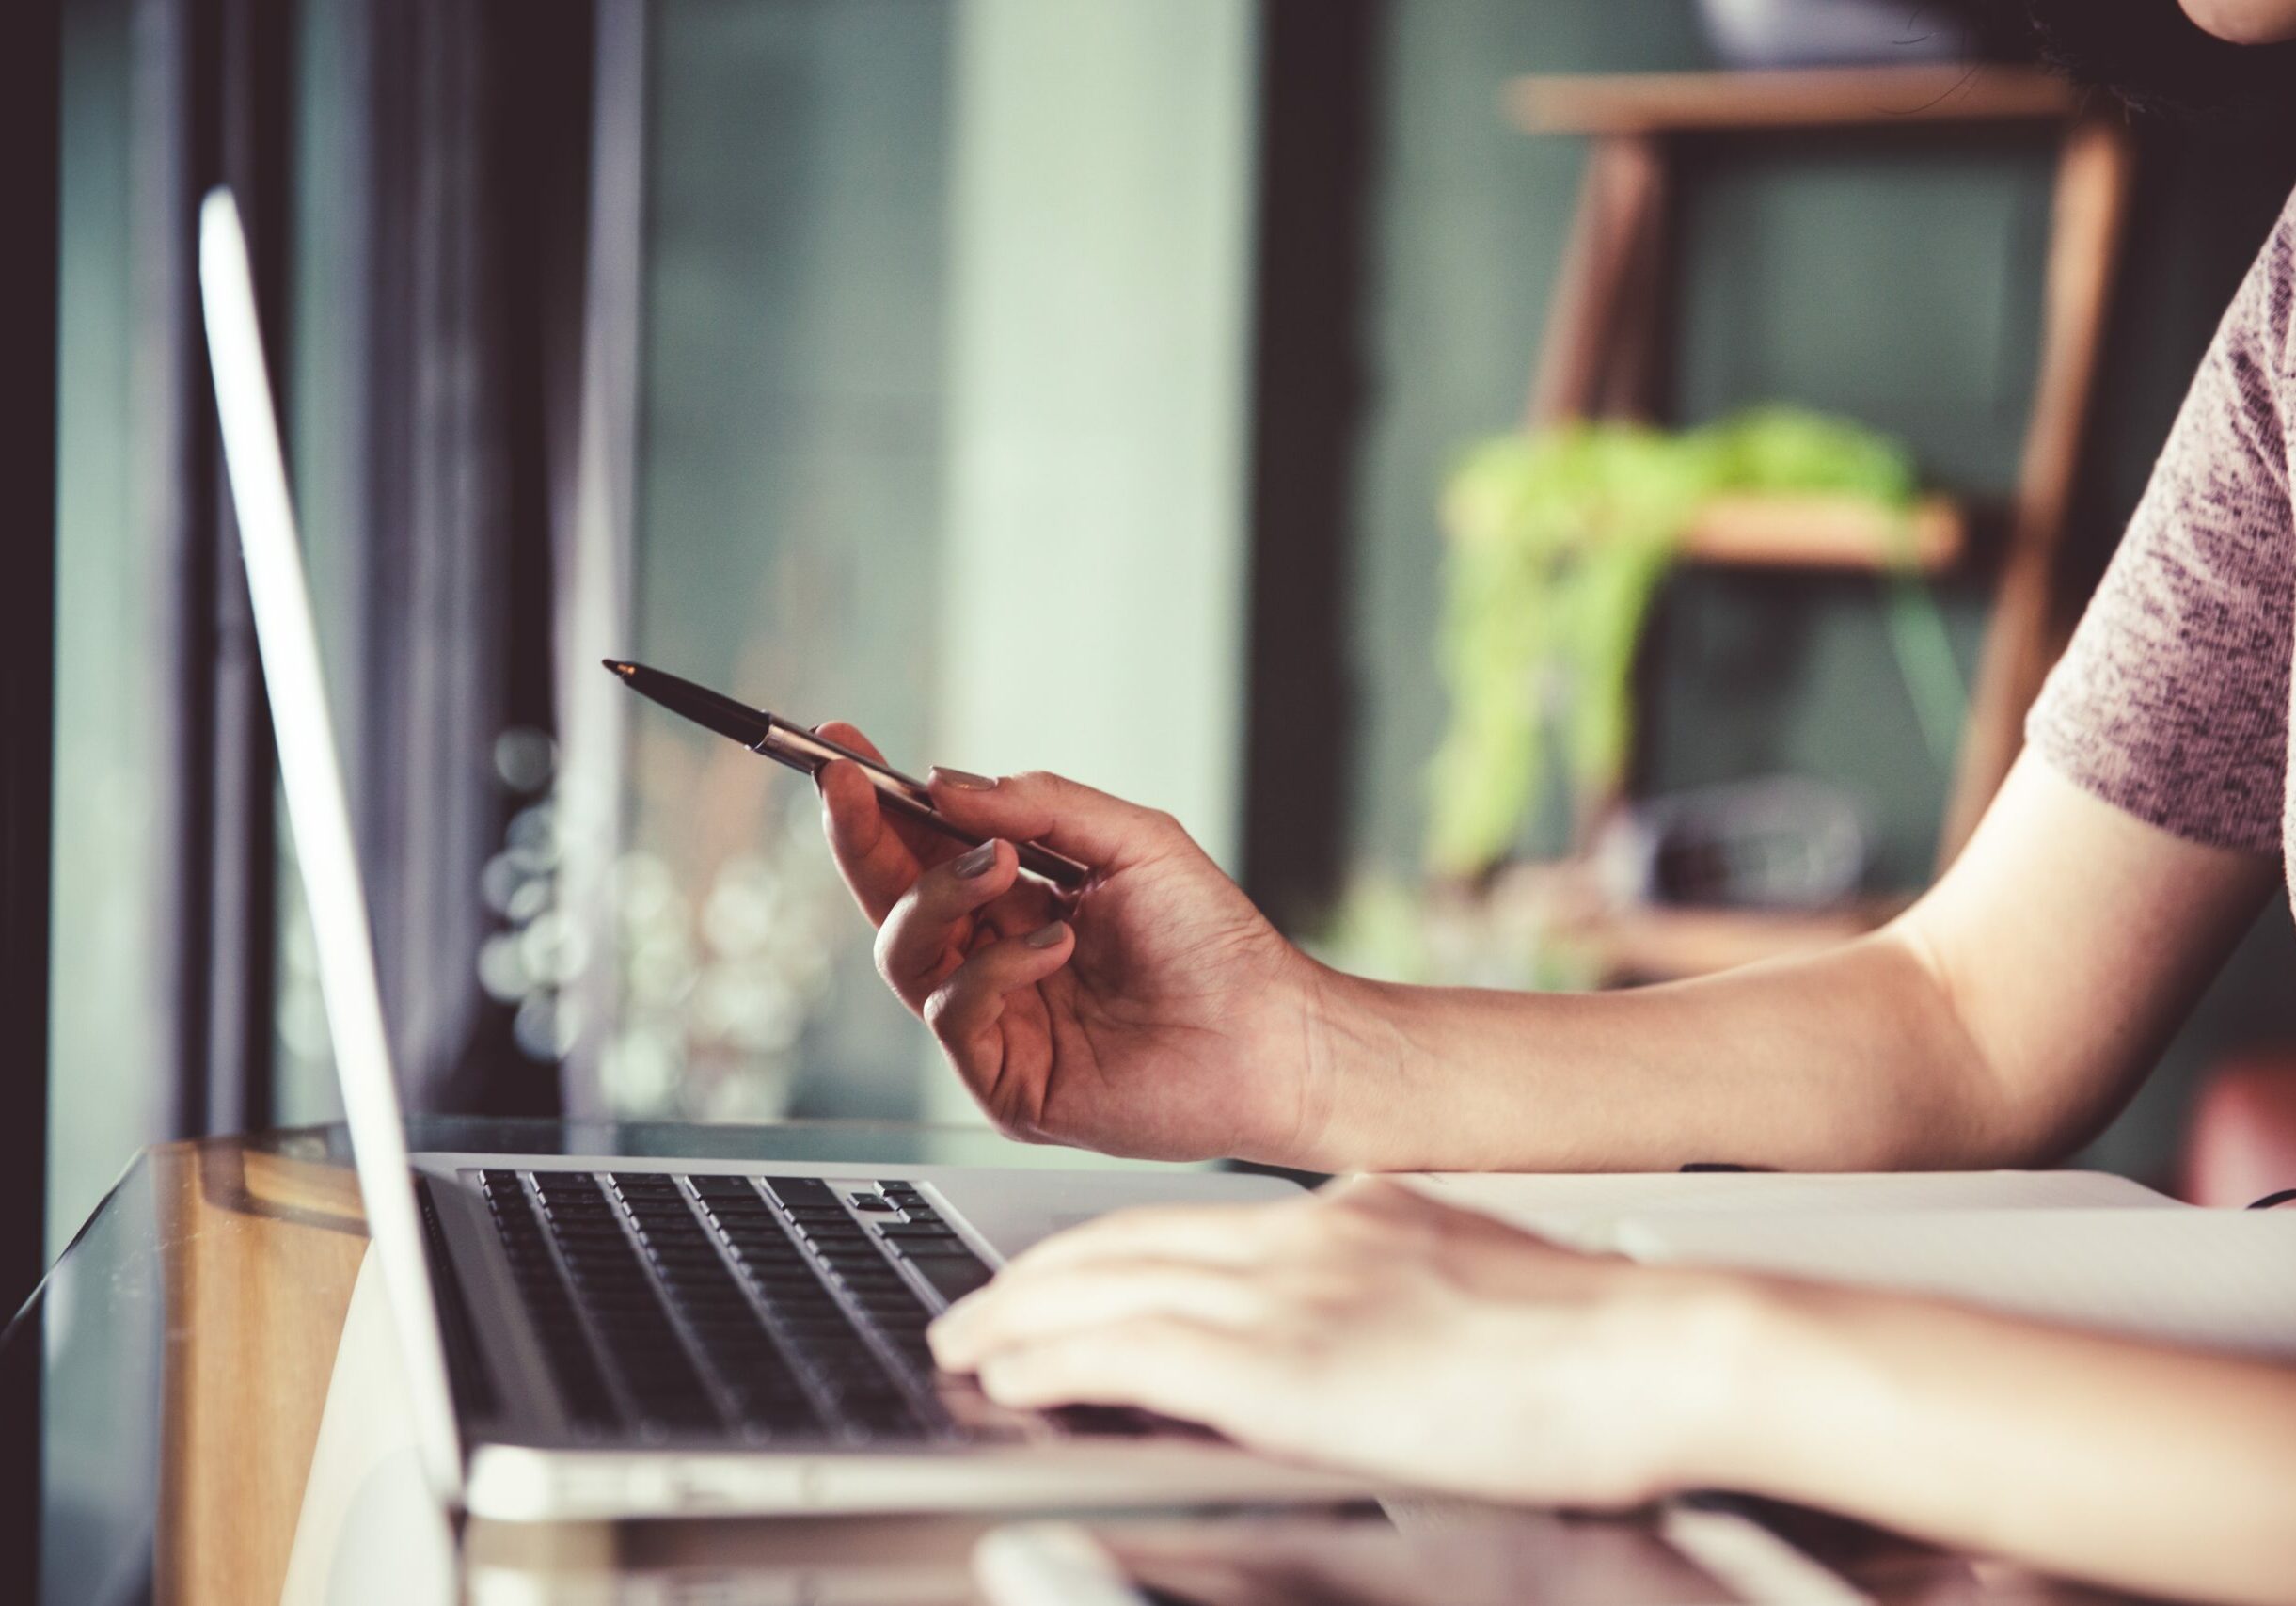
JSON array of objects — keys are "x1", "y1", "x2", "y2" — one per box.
[
  {"x1": 1716, "y1": 1277, "x2": 2296, "y2": 1606},
  {"x1": 934, "y1": 1179, "x2": 2296, "y2": 1606},
  {"x1": 819, "y1": 736, "x2": 2270, "y2": 1172},
  {"x1": 1305, "y1": 752, "x2": 2276, "y2": 1172}
]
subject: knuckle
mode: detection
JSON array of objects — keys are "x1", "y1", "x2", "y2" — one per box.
[
  {"x1": 871, "y1": 920, "x2": 905, "y2": 986},
  {"x1": 1285, "y1": 1264, "x2": 1362, "y2": 1313},
  {"x1": 1260, "y1": 1291, "x2": 1325, "y2": 1342},
  {"x1": 1116, "y1": 1316, "x2": 1192, "y2": 1371},
  {"x1": 908, "y1": 860, "x2": 956, "y2": 912},
  {"x1": 1010, "y1": 771, "x2": 1080, "y2": 819},
  {"x1": 920, "y1": 985, "x2": 958, "y2": 1034}
]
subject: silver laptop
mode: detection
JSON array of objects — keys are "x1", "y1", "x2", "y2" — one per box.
[{"x1": 198, "y1": 188, "x2": 1367, "y2": 1522}]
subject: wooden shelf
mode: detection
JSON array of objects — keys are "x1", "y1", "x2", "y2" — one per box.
[
  {"x1": 1481, "y1": 861, "x2": 1908, "y2": 984},
  {"x1": 1681, "y1": 492, "x2": 1963, "y2": 572},
  {"x1": 1501, "y1": 66, "x2": 2132, "y2": 872},
  {"x1": 1582, "y1": 897, "x2": 1908, "y2": 981},
  {"x1": 1508, "y1": 65, "x2": 2079, "y2": 137}
]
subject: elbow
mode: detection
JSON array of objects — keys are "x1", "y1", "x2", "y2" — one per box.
[{"x1": 1873, "y1": 920, "x2": 2086, "y2": 1170}]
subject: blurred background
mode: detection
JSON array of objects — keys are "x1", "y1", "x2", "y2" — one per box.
[{"x1": 24, "y1": 0, "x2": 2296, "y2": 1276}]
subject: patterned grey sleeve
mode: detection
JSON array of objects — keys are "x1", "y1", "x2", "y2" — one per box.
[{"x1": 2025, "y1": 192, "x2": 2295, "y2": 854}]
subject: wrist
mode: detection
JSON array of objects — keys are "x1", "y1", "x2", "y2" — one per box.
[
  {"x1": 1655, "y1": 1271, "x2": 1909, "y2": 1506},
  {"x1": 1277, "y1": 962, "x2": 1417, "y2": 1173},
  {"x1": 1636, "y1": 1270, "x2": 1819, "y2": 1496}
]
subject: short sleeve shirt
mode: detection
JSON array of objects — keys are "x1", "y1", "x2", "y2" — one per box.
[{"x1": 2025, "y1": 187, "x2": 2296, "y2": 889}]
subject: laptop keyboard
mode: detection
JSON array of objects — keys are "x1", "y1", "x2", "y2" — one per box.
[{"x1": 477, "y1": 1169, "x2": 998, "y2": 1443}]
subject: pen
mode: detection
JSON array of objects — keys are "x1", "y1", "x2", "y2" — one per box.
[{"x1": 602, "y1": 660, "x2": 1092, "y2": 891}]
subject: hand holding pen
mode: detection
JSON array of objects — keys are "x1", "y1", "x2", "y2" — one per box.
[{"x1": 606, "y1": 660, "x2": 1327, "y2": 1165}]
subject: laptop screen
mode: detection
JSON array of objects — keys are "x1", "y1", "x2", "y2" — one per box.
[{"x1": 198, "y1": 188, "x2": 465, "y2": 1495}]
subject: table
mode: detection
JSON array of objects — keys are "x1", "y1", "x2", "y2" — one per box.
[{"x1": 5, "y1": 1119, "x2": 2142, "y2": 1605}]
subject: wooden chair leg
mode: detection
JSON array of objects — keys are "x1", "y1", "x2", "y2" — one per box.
[
  {"x1": 1592, "y1": 159, "x2": 1671, "y2": 422},
  {"x1": 1938, "y1": 117, "x2": 2134, "y2": 865},
  {"x1": 1526, "y1": 135, "x2": 1668, "y2": 429}
]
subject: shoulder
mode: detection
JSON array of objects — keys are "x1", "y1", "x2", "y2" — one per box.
[
  {"x1": 2019, "y1": 186, "x2": 2296, "y2": 856},
  {"x1": 2229, "y1": 186, "x2": 2296, "y2": 395},
  {"x1": 2160, "y1": 187, "x2": 2294, "y2": 511}
]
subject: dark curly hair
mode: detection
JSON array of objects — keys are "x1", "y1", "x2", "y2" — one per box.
[{"x1": 1982, "y1": 0, "x2": 2296, "y2": 120}]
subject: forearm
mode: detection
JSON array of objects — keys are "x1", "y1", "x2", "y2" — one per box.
[
  {"x1": 1301, "y1": 930, "x2": 2003, "y2": 1173},
  {"x1": 1704, "y1": 1283, "x2": 2296, "y2": 1606},
  {"x1": 1292, "y1": 759, "x2": 2276, "y2": 1178}
]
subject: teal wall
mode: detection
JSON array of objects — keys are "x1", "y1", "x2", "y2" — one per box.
[
  {"x1": 1649, "y1": 134, "x2": 2045, "y2": 889},
  {"x1": 1341, "y1": 0, "x2": 2296, "y2": 1179}
]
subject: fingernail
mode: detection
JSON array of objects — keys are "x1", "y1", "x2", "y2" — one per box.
[
  {"x1": 931, "y1": 766, "x2": 997, "y2": 791},
  {"x1": 953, "y1": 840, "x2": 998, "y2": 879},
  {"x1": 1024, "y1": 920, "x2": 1068, "y2": 949}
]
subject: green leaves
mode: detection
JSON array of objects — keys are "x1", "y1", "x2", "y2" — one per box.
[{"x1": 1425, "y1": 407, "x2": 1922, "y2": 878}]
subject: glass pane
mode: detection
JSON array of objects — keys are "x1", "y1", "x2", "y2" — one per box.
[
  {"x1": 610, "y1": 0, "x2": 1262, "y2": 1125},
  {"x1": 271, "y1": 0, "x2": 367, "y2": 1128},
  {"x1": 47, "y1": 0, "x2": 172, "y2": 1262},
  {"x1": 613, "y1": 0, "x2": 956, "y2": 1121}
]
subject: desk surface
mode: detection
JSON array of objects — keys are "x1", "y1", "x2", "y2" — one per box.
[{"x1": 6, "y1": 1119, "x2": 2146, "y2": 1606}]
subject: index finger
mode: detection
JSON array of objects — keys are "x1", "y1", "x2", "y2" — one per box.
[{"x1": 815, "y1": 721, "x2": 958, "y2": 865}]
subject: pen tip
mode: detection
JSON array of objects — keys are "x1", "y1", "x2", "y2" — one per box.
[{"x1": 602, "y1": 659, "x2": 633, "y2": 677}]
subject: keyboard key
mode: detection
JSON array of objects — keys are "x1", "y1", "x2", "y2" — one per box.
[
  {"x1": 739, "y1": 1277, "x2": 831, "y2": 1305},
  {"x1": 704, "y1": 1189, "x2": 774, "y2": 1210},
  {"x1": 484, "y1": 1181, "x2": 622, "y2": 1432},
  {"x1": 483, "y1": 1168, "x2": 971, "y2": 1445},
  {"x1": 794, "y1": 1221, "x2": 870, "y2": 1246},
  {"x1": 720, "y1": 1214, "x2": 799, "y2": 1237},
  {"x1": 904, "y1": 1251, "x2": 994, "y2": 1308},
  {"x1": 612, "y1": 1181, "x2": 683, "y2": 1201},
  {"x1": 876, "y1": 1221, "x2": 961, "y2": 1242},
  {"x1": 842, "y1": 1401, "x2": 917, "y2": 1437},
  {"x1": 829, "y1": 1278, "x2": 907, "y2": 1302},
  {"x1": 534, "y1": 1175, "x2": 725, "y2": 1433},
  {"x1": 691, "y1": 1173, "x2": 759, "y2": 1196}
]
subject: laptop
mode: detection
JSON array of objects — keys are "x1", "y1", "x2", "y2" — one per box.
[{"x1": 198, "y1": 188, "x2": 1368, "y2": 1521}]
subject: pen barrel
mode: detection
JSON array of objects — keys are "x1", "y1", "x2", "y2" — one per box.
[
  {"x1": 762, "y1": 719, "x2": 936, "y2": 809},
  {"x1": 1011, "y1": 839, "x2": 1093, "y2": 889},
  {"x1": 759, "y1": 721, "x2": 1091, "y2": 890}
]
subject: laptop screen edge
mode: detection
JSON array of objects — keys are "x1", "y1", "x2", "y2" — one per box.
[{"x1": 198, "y1": 187, "x2": 466, "y2": 1500}]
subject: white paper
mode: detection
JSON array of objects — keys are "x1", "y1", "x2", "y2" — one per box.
[
  {"x1": 1616, "y1": 1208, "x2": 2296, "y2": 1361},
  {"x1": 1403, "y1": 1169, "x2": 2176, "y2": 1251}
]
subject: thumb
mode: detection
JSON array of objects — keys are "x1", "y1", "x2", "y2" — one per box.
[{"x1": 924, "y1": 767, "x2": 1186, "y2": 874}]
